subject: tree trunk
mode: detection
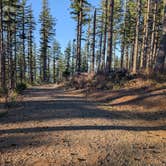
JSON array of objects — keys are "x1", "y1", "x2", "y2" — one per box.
[
  {"x1": 29, "y1": 32, "x2": 33, "y2": 84},
  {"x1": 149, "y1": 1, "x2": 157, "y2": 69},
  {"x1": 133, "y1": 0, "x2": 141, "y2": 73},
  {"x1": 76, "y1": 0, "x2": 83, "y2": 73},
  {"x1": 101, "y1": 0, "x2": 108, "y2": 71},
  {"x1": 91, "y1": 8, "x2": 96, "y2": 72},
  {"x1": 106, "y1": 0, "x2": 114, "y2": 73},
  {"x1": 144, "y1": 0, "x2": 150, "y2": 70},
  {"x1": 14, "y1": 11, "x2": 17, "y2": 88},
  {"x1": 121, "y1": 38, "x2": 125, "y2": 69},
  {"x1": 152, "y1": 25, "x2": 159, "y2": 67},
  {"x1": 53, "y1": 57, "x2": 56, "y2": 83},
  {"x1": 155, "y1": 1, "x2": 166, "y2": 73},
  {"x1": 97, "y1": 13, "x2": 104, "y2": 71},
  {"x1": 140, "y1": 0, "x2": 150, "y2": 69},
  {"x1": 72, "y1": 39, "x2": 76, "y2": 75},
  {"x1": 125, "y1": 45, "x2": 129, "y2": 70},
  {"x1": 0, "y1": 0, "x2": 6, "y2": 89},
  {"x1": 22, "y1": 6, "x2": 26, "y2": 82}
]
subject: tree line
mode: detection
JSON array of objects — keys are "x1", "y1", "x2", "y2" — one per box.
[
  {"x1": 70, "y1": 0, "x2": 166, "y2": 74},
  {"x1": 0, "y1": 0, "x2": 56, "y2": 91},
  {"x1": 0, "y1": 0, "x2": 166, "y2": 92}
]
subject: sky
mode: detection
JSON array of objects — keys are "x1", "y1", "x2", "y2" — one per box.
[{"x1": 27, "y1": 0, "x2": 100, "y2": 52}]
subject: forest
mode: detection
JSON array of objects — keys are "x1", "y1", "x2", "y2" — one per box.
[
  {"x1": 0, "y1": 0, "x2": 166, "y2": 166},
  {"x1": 0, "y1": 0, "x2": 165, "y2": 89}
]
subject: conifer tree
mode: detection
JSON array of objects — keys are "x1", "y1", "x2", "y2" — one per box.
[
  {"x1": 64, "y1": 41, "x2": 72, "y2": 76},
  {"x1": 70, "y1": 0, "x2": 91, "y2": 72},
  {"x1": 52, "y1": 40, "x2": 61, "y2": 83},
  {"x1": 39, "y1": 0, "x2": 55, "y2": 82},
  {"x1": 106, "y1": 0, "x2": 114, "y2": 73},
  {"x1": 27, "y1": 4, "x2": 35, "y2": 84},
  {"x1": 155, "y1": 0, "x2": 166, "y2": 73}
]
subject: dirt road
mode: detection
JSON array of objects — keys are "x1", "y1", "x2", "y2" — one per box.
[{"x1": 0, "y1": 85, "x2": 166, "y2": 166}]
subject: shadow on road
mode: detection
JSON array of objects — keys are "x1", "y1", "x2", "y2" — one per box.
[
  {"x1": 0, "y1": 86, "x2": 166, "y2": 152},
  {"x1": 0, "y1": 86, "x2": 165, "y2": 124},
  {"x1": 0, "y1": 125, "x2": 166, "y2": 135}
]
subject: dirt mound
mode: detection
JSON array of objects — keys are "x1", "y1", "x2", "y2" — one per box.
[
  {"x1": 67, "y1": 72, "x2": 95, "y2": 89},
  {"x1": 67, "y1": 70, "x2": 135, "y2": 90}
]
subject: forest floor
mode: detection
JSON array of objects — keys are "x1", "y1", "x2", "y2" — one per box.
[{"x1": 0, "y1": 83, "x2": 166, "y2": 166}]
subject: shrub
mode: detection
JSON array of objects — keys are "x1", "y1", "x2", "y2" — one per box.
[
  {"x1": 15, "y1": 83, "x2": 27, "y2": 94},
  {"x1": 0, "y1": 87, "x2": 8, "y2": 97},
  {"x1": 69, "y1": 73, "x2": 93, "y2": 89},
  {"x1": 63, "y1": 70, "x2": 70, "y2": 78}
]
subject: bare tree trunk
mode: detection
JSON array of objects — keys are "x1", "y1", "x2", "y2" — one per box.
[
  {"x1": 125, "y1": 45, "x2": 129, "y2": 70},
  {"x1": 155, "y1": 1, "x2": 166, "y2": 73},
  {"x1": 149, "y1": 1, "x2": 157, "y2": 69},
  {"x1": 121, "y1": 38, "x2": 125, "y2": 69},
  {"x1": 144, "y1": 0, "x2": 150, "y2": 70},
  {"x1": 106, "y1": 0, "x2": 114, "y2": 73},
  {"x1": 101, "y1": 0, "x2": 108, "y2": 71},
  {"x1": 33, "y1": 46, "x2": 37, "y2": 82},
  {"x1": 76, "y1": 0, "x2": 83, "y2": 73},
  {"x1": 53, "y1": 57, "x2": 56, "y2": 83},
  {"x1": 91, "y1": 8, "x2": 96, "y2": 72},
  {"x1": 8, "y1": 24, "x2": 14, "y2": 89},
  {"x1": 6, "y1": 0, "x2": 13, "y2": 89},
  {"x1": 140, "y1": 16, "x2": 146, "y2": 68},
  {"x1": 30, "y1": 34, "x2": 33, "y2": 84},
  {"x1": 43, "y1": 30, "x2": 47, "y2": 82},
  {"x1": 22, "y1": 6, "x2": 26, "y2": 82},
  {"x1": 76, "y1": 13, "x2": 79, "y2": 72},
  {"x1": 129, "y1": 43, "x2": 134, "y2": 71},
  {"x1": 47, "y1": 51, "x2": 50, "y2": 82},
  {"x1": 140, "y1": 0, "x2": 150, "y2": 69},
  {"x1": 0, "y1": 0, "x2": 6, "y2": 89},
  {"x1": 133, "y1": 0, "x2": 141, "y2": 73},
  {"x1": 121, "y1": 0, "x2": 127, "y2": 70},
  {"x1": 152, "y1": 25, "x2": 159, "y2": 67},
  {"x1": 72, "y1": 39, "x2": 76, "y2": 75},
  {"x1": 14, "y1": 11, "x2": 17, "y2": 88},
  {"x1": 97, "y1": 14, "x2": 104, "y2": 71}
]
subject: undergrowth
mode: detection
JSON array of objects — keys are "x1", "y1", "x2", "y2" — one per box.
[{"x1": 66, "y1": 70, "x2": 165, "y2": 91}]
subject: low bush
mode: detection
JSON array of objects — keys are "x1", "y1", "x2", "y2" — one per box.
[
  {"x1": 15, "y1": 83, "x2": 27, "y2": 94},
  {"x1": 0, "y1": 87, "x2": 8, "y2": 97},
  {"x1": 68, "y1": 72, "x2": 95, "y2": 89},
  {"x1": 67, "y1": 69, "x2": 136, "y2": 90},
  {"x1": 63, "y1": 70, "x2": 70, "y2": 78}
]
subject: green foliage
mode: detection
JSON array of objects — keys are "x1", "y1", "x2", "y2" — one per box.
[
  {"x1": 0, "y1": 88, "x2": 8, "y2": 97},
  {"x1": 52, "y1": 40, "x2": 61, "y2": 60},
  {"x1": 64, "y1": 41, "x2": 72, "y2": 73},
  {"x1": 63, "y1": 70, "x2": 71, "y2": 78},
  {"x1": 39, "y1": 0, "x2": 55, "y2": 82},
  {"x1": 15, "y1": 83, "x2": 27, "y2": 93},
  {"x1": 70, "y1": 0, "x2": 91, "y2": 23}
]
